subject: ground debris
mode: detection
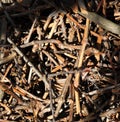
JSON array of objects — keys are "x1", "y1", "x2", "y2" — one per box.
[{"x1": 0, "y1": 0, "x2": 120, "y2": 122}]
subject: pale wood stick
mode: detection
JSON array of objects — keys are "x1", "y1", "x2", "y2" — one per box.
[
  {"x1": 77, "y1": 10, "x2": 120, "y2": 35},
  {"x1": 74, "y1": 18, "x2": 90, "y2": 114}
]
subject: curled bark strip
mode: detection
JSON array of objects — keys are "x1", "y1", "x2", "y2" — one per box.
[{"x1": 0, "y1": 52, "x2": 16, "y2": 65}]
